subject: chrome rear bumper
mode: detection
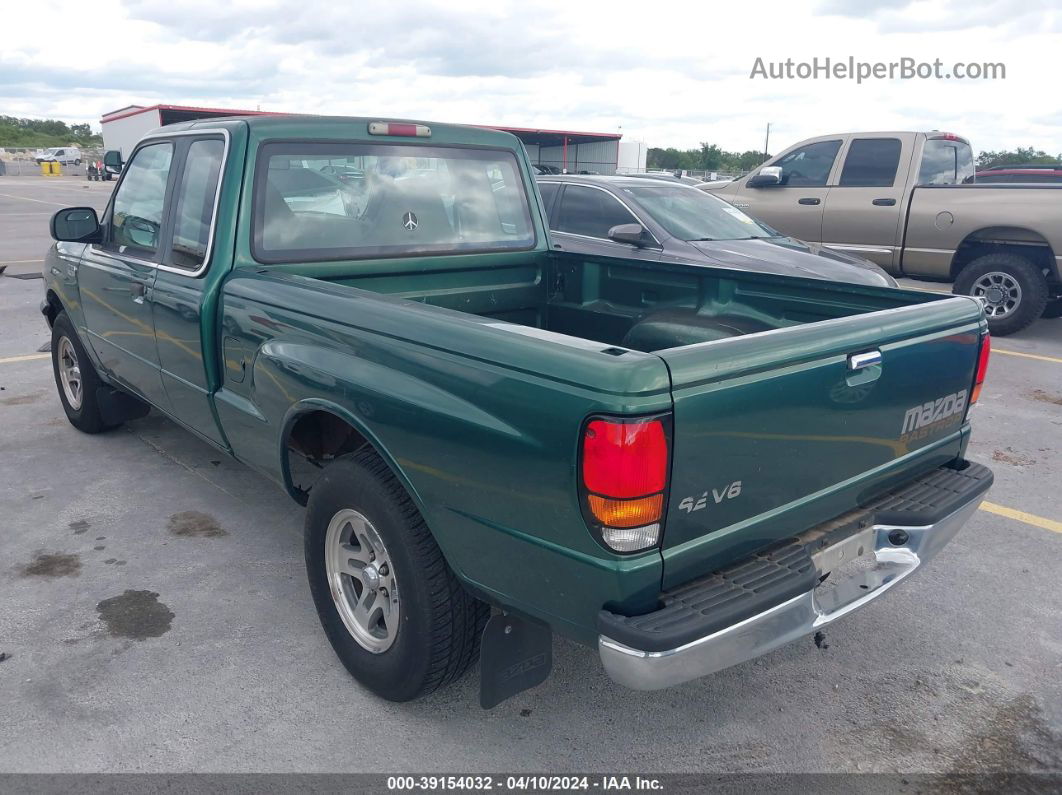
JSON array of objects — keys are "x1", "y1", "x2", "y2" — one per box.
[{"x1": 599, "y1": 496, "x2": 982, "y2": 690}]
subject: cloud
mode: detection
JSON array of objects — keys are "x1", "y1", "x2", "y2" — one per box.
[{"x1": 1, "y1": 0, "x2": 1059, "y2": 156}]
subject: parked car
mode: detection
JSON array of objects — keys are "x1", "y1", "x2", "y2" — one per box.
[
  {"x1": 35, "y1": 147, "x2": 81, "y2": 166},
  {"x1": 537, "y1": 175, "x2": 897, "y2": 287},
  {"x1": 532, "y1": 164, "x2": 562, "y2": 175},
  {"x1": 44, "y1": 115, "x2": 993, "y2": 706},
  {"x1": 973, "y1": 163, "x2": 1062, "y2": 183},
  {"x1": 703, "y1": 132, "x2": 1062, "y2": 334}
]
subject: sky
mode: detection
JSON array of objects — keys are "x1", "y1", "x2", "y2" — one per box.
[{"x1": 2, "y1": 0, "x2": 1060, "y2": 155}]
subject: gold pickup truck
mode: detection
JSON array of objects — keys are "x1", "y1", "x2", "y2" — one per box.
[{"x1": 704, "y1": 131, "x2": 1062, "y2": 335}]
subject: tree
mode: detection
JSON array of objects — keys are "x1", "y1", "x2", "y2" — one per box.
[
  {"x1": 0, "y1": 115, "x2": 103, "y2": 147},
  {"x1": 647, "y1": 143, "x2": 770, "y2": 174},
  {"x1": 976, "y1": 147, "x2": 1061, "y2": 170}
]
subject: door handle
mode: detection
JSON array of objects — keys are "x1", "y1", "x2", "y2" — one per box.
[
  {"x1": 798, "y1": 198, "x2": 821, "y2": 205},
  {"x1": 130, "y1": 282, "x2": 146, "y2": 304},
  {"x1": 848, "y1": 350, "x2": 882, "y2": 370},
  {"x1": 872, "y1": 198, "x2": 897, "y2": 206}
]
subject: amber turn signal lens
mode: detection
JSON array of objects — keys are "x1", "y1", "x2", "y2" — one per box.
[{"x1": 587, "y1": 493, "x2": 664, "y2": 528}]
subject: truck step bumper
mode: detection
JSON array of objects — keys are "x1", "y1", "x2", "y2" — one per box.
[{"x1": 598, "y1": 461, "x2": 992, "y2": 691}]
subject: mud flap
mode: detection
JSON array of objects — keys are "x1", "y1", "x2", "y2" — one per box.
[
  {"x1": 479, "y1": 613, "x2": 552, "y2": 709},
  {"x1": 96, "y1": 387, "x2": 150, "y2": 426}
]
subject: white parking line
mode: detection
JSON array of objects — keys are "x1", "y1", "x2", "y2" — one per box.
[{"x1": 0, "y1": 191, "x2": 68, "y2": 207}]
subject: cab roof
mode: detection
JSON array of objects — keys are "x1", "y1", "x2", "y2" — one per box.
[{"x1": 148, "y1": 114, "x2": 526, "y2": 149}]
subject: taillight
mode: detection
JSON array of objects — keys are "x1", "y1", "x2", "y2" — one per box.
[
  {"x1": 580, "y1": 416, "x2": 669, "y2": 553},
  {"x1": 970, "y1": 332, "x2": 990, "y2": 404}
]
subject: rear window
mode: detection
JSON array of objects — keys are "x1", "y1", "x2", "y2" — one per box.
[
  {"x1": 252, "y1": 142, "x2": 535, "y2": 263},
  {"x1": 917, "y1": 139, "x2": 975, "y2": 185}
]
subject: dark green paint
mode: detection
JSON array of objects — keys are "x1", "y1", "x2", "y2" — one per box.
[{"x1": 43, "y1": 115, "x2": 986, "y2": 644}]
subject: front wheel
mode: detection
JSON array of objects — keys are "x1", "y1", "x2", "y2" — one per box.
[
  {"x1": 952, "y1": 253, "x2": 1049, "y2": 336},
  {"x1": 304, "y1": 449, "x2": 488, "y2": 702},
  {"x1": 51, "y1": 311, "x2": 118, "y2": 433},
  {"x1": 74, "y1": 159, "x2": 81, "y2": 166}
]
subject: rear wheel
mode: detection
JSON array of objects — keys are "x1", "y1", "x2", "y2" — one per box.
[
  {"x1": 304, "y1": 449, "x2": 488, "y2": 701},
  {"x1": 953, "y1": 253, "x2": 1049, "y2": 336},
  {"x1": 50, "y1": 311, "x2": 117, "y2": 433}
]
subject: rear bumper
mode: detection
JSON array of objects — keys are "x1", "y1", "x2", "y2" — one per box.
[{"x1": 598, "y1": 461, "x2": 992, "y2": 690}]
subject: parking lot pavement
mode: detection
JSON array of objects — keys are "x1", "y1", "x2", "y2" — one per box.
[
  {"x1": 0, "y1": 178, "x2": 1060, "y2": 774},
  {"x1": 0, "y1": 176, "x2": 112, "y2": 268}
]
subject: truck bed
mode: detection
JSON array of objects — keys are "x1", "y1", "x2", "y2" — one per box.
[
  {"x1": 263, "y1": 250, "x2": 983, "y2": 591},
  {"x1": 296, "y1": 249, "x2": 939, "y2": 353}
]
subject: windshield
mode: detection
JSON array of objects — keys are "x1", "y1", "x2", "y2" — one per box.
[{"x1": 622, "y1": 185, "x2": 775, "y2": 241}]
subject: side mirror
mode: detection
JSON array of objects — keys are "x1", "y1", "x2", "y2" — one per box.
[
  {"x1": 608, "y1": 223, "x2": 649, "y2": 247},
  {"x1": 747, "y1": 166, "x2": 783, "y2": 188},
  {"x1": 103, "y1": 150, "x2": 123, "y2": 174},
  {"x1": 51, "y1": 207, "x2": 101, "y2": 243}
]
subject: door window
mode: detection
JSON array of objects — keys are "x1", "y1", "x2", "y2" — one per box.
[
  {"x1": 555, "y1": 185, "x2": 638, "y2": 239},
  {"x1": 169, "y1": 138, "x2": 225, "y2": 270},
  {"x1": 773, "y1": 140, "x2": 841, "y2": 187},
  {"x1": 108, "y1": 142, "x2": 174, "y2": 257},
  {"x1": 839, "y1": 138, "x2": 902, "y2": 187}
]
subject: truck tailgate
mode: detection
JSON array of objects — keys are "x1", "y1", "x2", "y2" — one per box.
[{"x1": 657, "y1": 296, "x2": 984, "y2": 588}]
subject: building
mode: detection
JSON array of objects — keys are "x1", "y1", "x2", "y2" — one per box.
[{"x1": 100, "y1": 104, "x2": 622, "y2": 174}]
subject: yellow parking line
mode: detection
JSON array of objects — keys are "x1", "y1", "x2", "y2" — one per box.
[
  {"x1": 981, "y1": 501, "x2": 1062, "y2": 534},
  {"x1": 993, "y1": 348, "x2": 1062, "y2": 365},
  {"x1": 0, "y1": 353, "x2": 50, "y2": 365}
]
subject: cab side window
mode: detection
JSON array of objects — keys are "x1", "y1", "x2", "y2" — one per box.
[
  {"x1": 107, "y1": 142, "x2": 174, "y2": 257},
  {"x1": 554, "y1": 185, "x2": 637, "y2": 239},
  {"x1": 839, "y1": 138, "x2": 902, "y2": 187},
  {"x1": 169, "y1": 138, "x2": 225, "y2": 271},
  {"x1": 774, "y1": 140, "x2": 841, "y2": 187}
]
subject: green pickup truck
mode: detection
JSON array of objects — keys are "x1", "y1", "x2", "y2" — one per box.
[{"x1": 43, "y1": 115, "x2": 993, "y2": 707}]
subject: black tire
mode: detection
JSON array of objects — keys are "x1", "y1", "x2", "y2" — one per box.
[
  {"x1": 1042, "y1": 299, "x2": 1062, "y2": 319},
  {"x1": 953, "y1": 253, "x2": 1049, "y2": 336},
  {"x1": 304, "y1": 448, "x2": 488, "y2": 702},
  {"x1": 51, "y1": 312, "x2": 117, "y2": 433},
  {"x1": 74, "y1": 159, "x2": 81, "y2": 166}
]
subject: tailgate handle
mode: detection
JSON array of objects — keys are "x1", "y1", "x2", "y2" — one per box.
[{"x1": 848, "y1": 350, "x2": 882, "y2": 370}]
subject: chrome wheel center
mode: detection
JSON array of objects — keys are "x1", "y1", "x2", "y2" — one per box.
[
  {"x1": 362, "y1": 563, "x2": 381, "y2": 591},
  {"x1": 324, "y1": 508, "x2": 399, "y2": 654}
]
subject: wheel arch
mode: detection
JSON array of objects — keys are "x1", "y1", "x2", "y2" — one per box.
[
  {"x1": 950, "y1": 226, "x2": 1057, "y2": 282},
  {"x1": 278, "y1": 399, "x2": 425, "y2": 515},
  {"x1": 43, "y1": 288, "x2": 64, "y2": 327}
]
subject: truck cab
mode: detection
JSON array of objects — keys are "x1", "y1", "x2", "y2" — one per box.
[{"x1": 707, "y1": 131, "x2": 1062, "y2": 334}]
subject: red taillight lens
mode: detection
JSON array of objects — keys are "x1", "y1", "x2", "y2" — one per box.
[
  {"x1": 582, "y1": 418, "x2": 667, "y2": 499},
  {"x1": 971, "y1": 333, "x2": 990, "y2": 404},
  {"x1": 580, "y1": 417, "x2": 669, "y2": 552}
]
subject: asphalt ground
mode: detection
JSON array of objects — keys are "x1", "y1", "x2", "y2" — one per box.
[{"x1": 0, "y1": 175, "x2": 1060, "y2": 775}]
